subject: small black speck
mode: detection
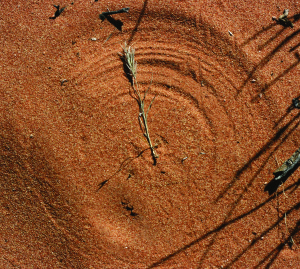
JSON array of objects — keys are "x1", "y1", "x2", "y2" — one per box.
[
  {"x1": 125, "y1": 205, "x2": 133, "y2": 211},
  {"x1": 130, "y1": 212, "x2": 138, "y2": 216}
]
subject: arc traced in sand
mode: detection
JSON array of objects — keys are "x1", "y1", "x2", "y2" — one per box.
[{"x1": 1, "y1": 1, "x2": 300, "y2": 268}]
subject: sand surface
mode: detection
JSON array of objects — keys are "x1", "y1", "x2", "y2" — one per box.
[{"x1": 0, "y1": 0, "x2": 300, "y2": 268}]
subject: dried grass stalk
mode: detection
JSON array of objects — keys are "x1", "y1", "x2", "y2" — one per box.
[{"x1": 122, "y1": 43, "x2": 158, "y2": 164}]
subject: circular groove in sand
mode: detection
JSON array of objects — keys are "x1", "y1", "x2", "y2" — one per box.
[{"x1": 63, "y1": 10, "x2": 262, "y2": 256}]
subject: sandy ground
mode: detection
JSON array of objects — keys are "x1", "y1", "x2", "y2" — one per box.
[{"x1": 0, "y1": 0, "x2": 300, "y2": 268}]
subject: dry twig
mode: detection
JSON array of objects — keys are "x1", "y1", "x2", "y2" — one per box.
[
  {"x1": 272, "y1": 9, "x2": 294, "y2": 28},
  {"x1": 121, "y1": 43, "x2": 158, "y2": 164}
]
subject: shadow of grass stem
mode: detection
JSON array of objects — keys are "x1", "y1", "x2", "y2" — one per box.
[{"x1": 122, "y1": 43, "x2": 158, "y2": 164}]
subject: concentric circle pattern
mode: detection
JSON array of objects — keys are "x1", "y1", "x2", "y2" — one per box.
[
  {"x1": 57, "y1": 5, "x2": 278, "y2": 263},
  {"x1": 2, "y1": 1, "x2": 300, "y2": 268}
]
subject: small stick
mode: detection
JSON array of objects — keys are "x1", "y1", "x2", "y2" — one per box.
[
  {"x1": 121, "y1": 43, "x2": 158, "y2": 164},
  {"x1": 181, "y1": 156, "x2": 188, "y2": 163},
  {"x1": 103, "y1": 29, "x2": 115, "y2": 44},
  {"x1": 60, "y1": 79, "x2": 68, "y2": 86},
  {"x1": 281, "y1": 181, "x2": 288, "y2": 198},
  {"x1": 274, "y1": 155, "x2": 280, "y2": 167},
  {"x1": 272, "y1": 9, "x2": 294, "y2": 28},
  {"x1": 100, "y1": 7, "x2": 130, "y2": 21},
  {"x1": 49, "y1": 5, "x2": 66, "y2": 20},
  {"x1": 273, "y1": 148, "x2": 300, "y2": 181}
]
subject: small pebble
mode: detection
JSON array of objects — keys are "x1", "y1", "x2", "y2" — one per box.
[
  {"x1": 91, "y1": 37, "x2": 97, "y2": 41},
  {"x1": 228, "y1": 31, "x2": 233, "y2": 36}
]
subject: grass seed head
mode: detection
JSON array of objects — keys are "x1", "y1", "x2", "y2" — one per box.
[{"x1": 123, "y1": 43, "x2": 137, "y2": 79}]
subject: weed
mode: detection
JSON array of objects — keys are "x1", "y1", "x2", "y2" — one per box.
[{"x1": 121, "y1": 43, "x2": 158, "y2": 165}]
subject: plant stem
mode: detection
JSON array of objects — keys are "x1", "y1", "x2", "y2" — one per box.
[
  {"x1": 131, "y1": 77, "x2": 158, "y2": 163},
  {"x1": 121, "y1": 43, "x2": 158, "y2": 163}
]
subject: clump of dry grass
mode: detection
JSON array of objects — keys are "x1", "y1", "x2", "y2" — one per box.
[{"x1": 121, "y1": 42, "x2": 158, "y2": 164}]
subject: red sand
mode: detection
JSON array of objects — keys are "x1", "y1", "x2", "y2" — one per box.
[{"x1": 0, "y1": 0, "x2": 299, "y2": 268}]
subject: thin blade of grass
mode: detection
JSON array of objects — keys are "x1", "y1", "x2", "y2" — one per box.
[
  {"x1": 121, "y1": 42, "x2": 158, "y2": 164},
  {"x1": 97, "y1": 180, "x2": 109, "y2": 191},
  {"x1": 146, "y1": 95, "x2": 156, "y2": 118}
]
